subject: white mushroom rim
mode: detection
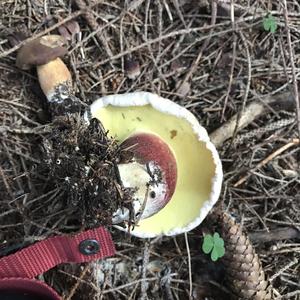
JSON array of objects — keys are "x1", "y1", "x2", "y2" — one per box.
[{"x1": 88, "y1": 92, "x2": 223, "y2": 238}]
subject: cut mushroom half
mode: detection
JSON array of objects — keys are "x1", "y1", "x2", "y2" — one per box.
[
  {"x1": 112, "y1": 132, "x2": 177, "y2": 223},
  {"x1": 87, "y1": 92, "x2": 223, "y2": 238},
  {"x1": 16, "y1": 35, "x2": 82, "y2": 116}
]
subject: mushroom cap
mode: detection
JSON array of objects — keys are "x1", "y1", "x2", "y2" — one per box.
[
  {"x1": 124, "y1": 58, "x2": 141, "y2": 79},
  {"x1": 88, "y1": 92, "x2": 223, "y2": 238},
  {"x1": 121, "y1": 133, "x2": 177, "y2": 206},
  {"x1": 16, "y1": 35, "x2": 67, "y2": 70},
  {"x1": 118, "y1": 132, "x2": 177, "y2": 220}
]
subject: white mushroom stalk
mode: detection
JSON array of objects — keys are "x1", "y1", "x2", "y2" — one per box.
[{"x1": 37, "y1": 58, "x2": 82, "y2": 116}]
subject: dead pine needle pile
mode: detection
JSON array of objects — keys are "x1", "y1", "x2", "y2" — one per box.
[{"x1": 1, "y1": 1, "x2": 300, "y2": 299}]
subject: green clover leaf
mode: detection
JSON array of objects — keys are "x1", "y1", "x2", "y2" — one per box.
[
  {"x1": 263, "y1": 14, "x2": 277, "y2": 34},
  {"x1": 211, "y1": 246, "x2": 219, "y2": 262},
  {"x1": 202, "y1": 232, "x2": 225, "y2": 262},
  {"x1": 213, "y1": 232, "x2": 224, "y2": 247},
  {"x1": 202, "y1": 234, "x2": 214, "y2": 254}
]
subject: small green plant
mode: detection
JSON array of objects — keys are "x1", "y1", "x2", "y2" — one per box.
[
  {"x1": 263, "y1": 14, "x2": 277, "y2": 33},
  {"x1": 202, "y1": 232, "x2": 225, "y2": 262}
]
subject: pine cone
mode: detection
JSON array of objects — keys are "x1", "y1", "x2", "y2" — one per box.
[{"x1": 220, "y1": 212, "x2": 271, "y2": 299}]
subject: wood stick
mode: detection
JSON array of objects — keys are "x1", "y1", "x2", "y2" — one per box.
[
  {"x1": 249, "y1": 227, "x2": 300, "y2": 243},
  {"x1": 233, "y1": 138, "x2": 299, "y2": 187},
  {"x1": 282, "y1": 0, "x2": 300, "y2": 139},
  {"x1": 74, "y1": 0, "x2": 113, "y2": 58},
  {"x1": 209, "y1": 92, "x2": 295, "y2": 148}
]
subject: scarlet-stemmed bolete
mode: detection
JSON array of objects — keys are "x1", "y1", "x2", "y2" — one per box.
[
  {"x1": 88, "y1": 92, "x2": 223, "y2": 238},
  {"x1": 16, "y1": 35, "x2": 82, "y2": 116}
]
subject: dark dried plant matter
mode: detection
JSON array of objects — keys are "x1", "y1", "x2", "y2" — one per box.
[
  {"x1": 1, "y1": 0, "x2": 300, "y2": 299},
  {"x1": 41, "y1": 115, "x2": 134, "y2": 230},
  {"x1": 0, "y1": 110, "x2": 134, "y2": 254}
]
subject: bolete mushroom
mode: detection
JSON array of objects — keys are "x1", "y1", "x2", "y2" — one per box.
[
  {"x1": 16, "y1": 35, "x2": 82, "y2": 115},
  {"x1": 16, "y1": 37, "x2": 222, "y2": 236},
  {"x1": 112, "y1": 132, "x2": 177, "y2": 223},
  {"x1": 87, "y1": 92, "x2": 223, "y2": 238}
]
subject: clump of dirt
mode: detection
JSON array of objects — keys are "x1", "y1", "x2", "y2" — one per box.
[{"x1": 41, "y1": 114, "x2": 134, "y2": 231}]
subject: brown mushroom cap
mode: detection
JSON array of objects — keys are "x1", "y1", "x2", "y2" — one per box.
[
  {"x1": 124, "y1": 58, "x2": 141, "y2": 80},
  {"x1": 16, "y1": 35, "x2": 67, "y2": 70}
]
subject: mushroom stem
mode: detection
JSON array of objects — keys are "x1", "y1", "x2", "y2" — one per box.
[
  {"x1": 37, "y1": 58, "x2": 71, "y2": 98},
  {"x1": 112, "y1": 161, "x2": 151, "y2": 224},
  {"x1": 37, "y1": 58, "x2": 83, "y2": 116},
  {"x1": 112, "y1": 161, "x2": 161, "y2": 224}
]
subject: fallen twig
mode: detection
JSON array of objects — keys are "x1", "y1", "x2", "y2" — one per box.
[
  {"x1": 222, "y1": 0, "x2": 237, "y2": 120},
  {"x1": 282, "y1": 0, "x2": 300, "y2": 139},
  {"x1": 93, "y1": 21, "x2": 257, "y2": 68},
  {"x1": 184, "y1": 232, "x2": 192, "y2": 299},
  {"x1": 209, "y1": 92, "x2": 295, "y2": 148},
  {"x1": 249, "y1": 227, "x2": 300, "y2": 244},
  {"x1": 140, "y1": 242, "x2": 150, "y2": 300},
  {"x1": 74, "y1": 0, "x2": 113, "y2": 58},
  {"x1": 65, "y1": 265, "x2": 90, "y2": 300},
  {"x1": 227, "y1": 30, "x2": 251, "y2": 150},
  {"x1": 178, "y1": 1, "x2": 217, "y2": 88},
  {"x1": 233, "y1": 138, "x2": 300, "y2": 187}
]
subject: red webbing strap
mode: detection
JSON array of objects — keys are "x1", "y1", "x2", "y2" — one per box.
[{"x1": 0, "y1": 227, "x2": 115, "y2": 279}]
